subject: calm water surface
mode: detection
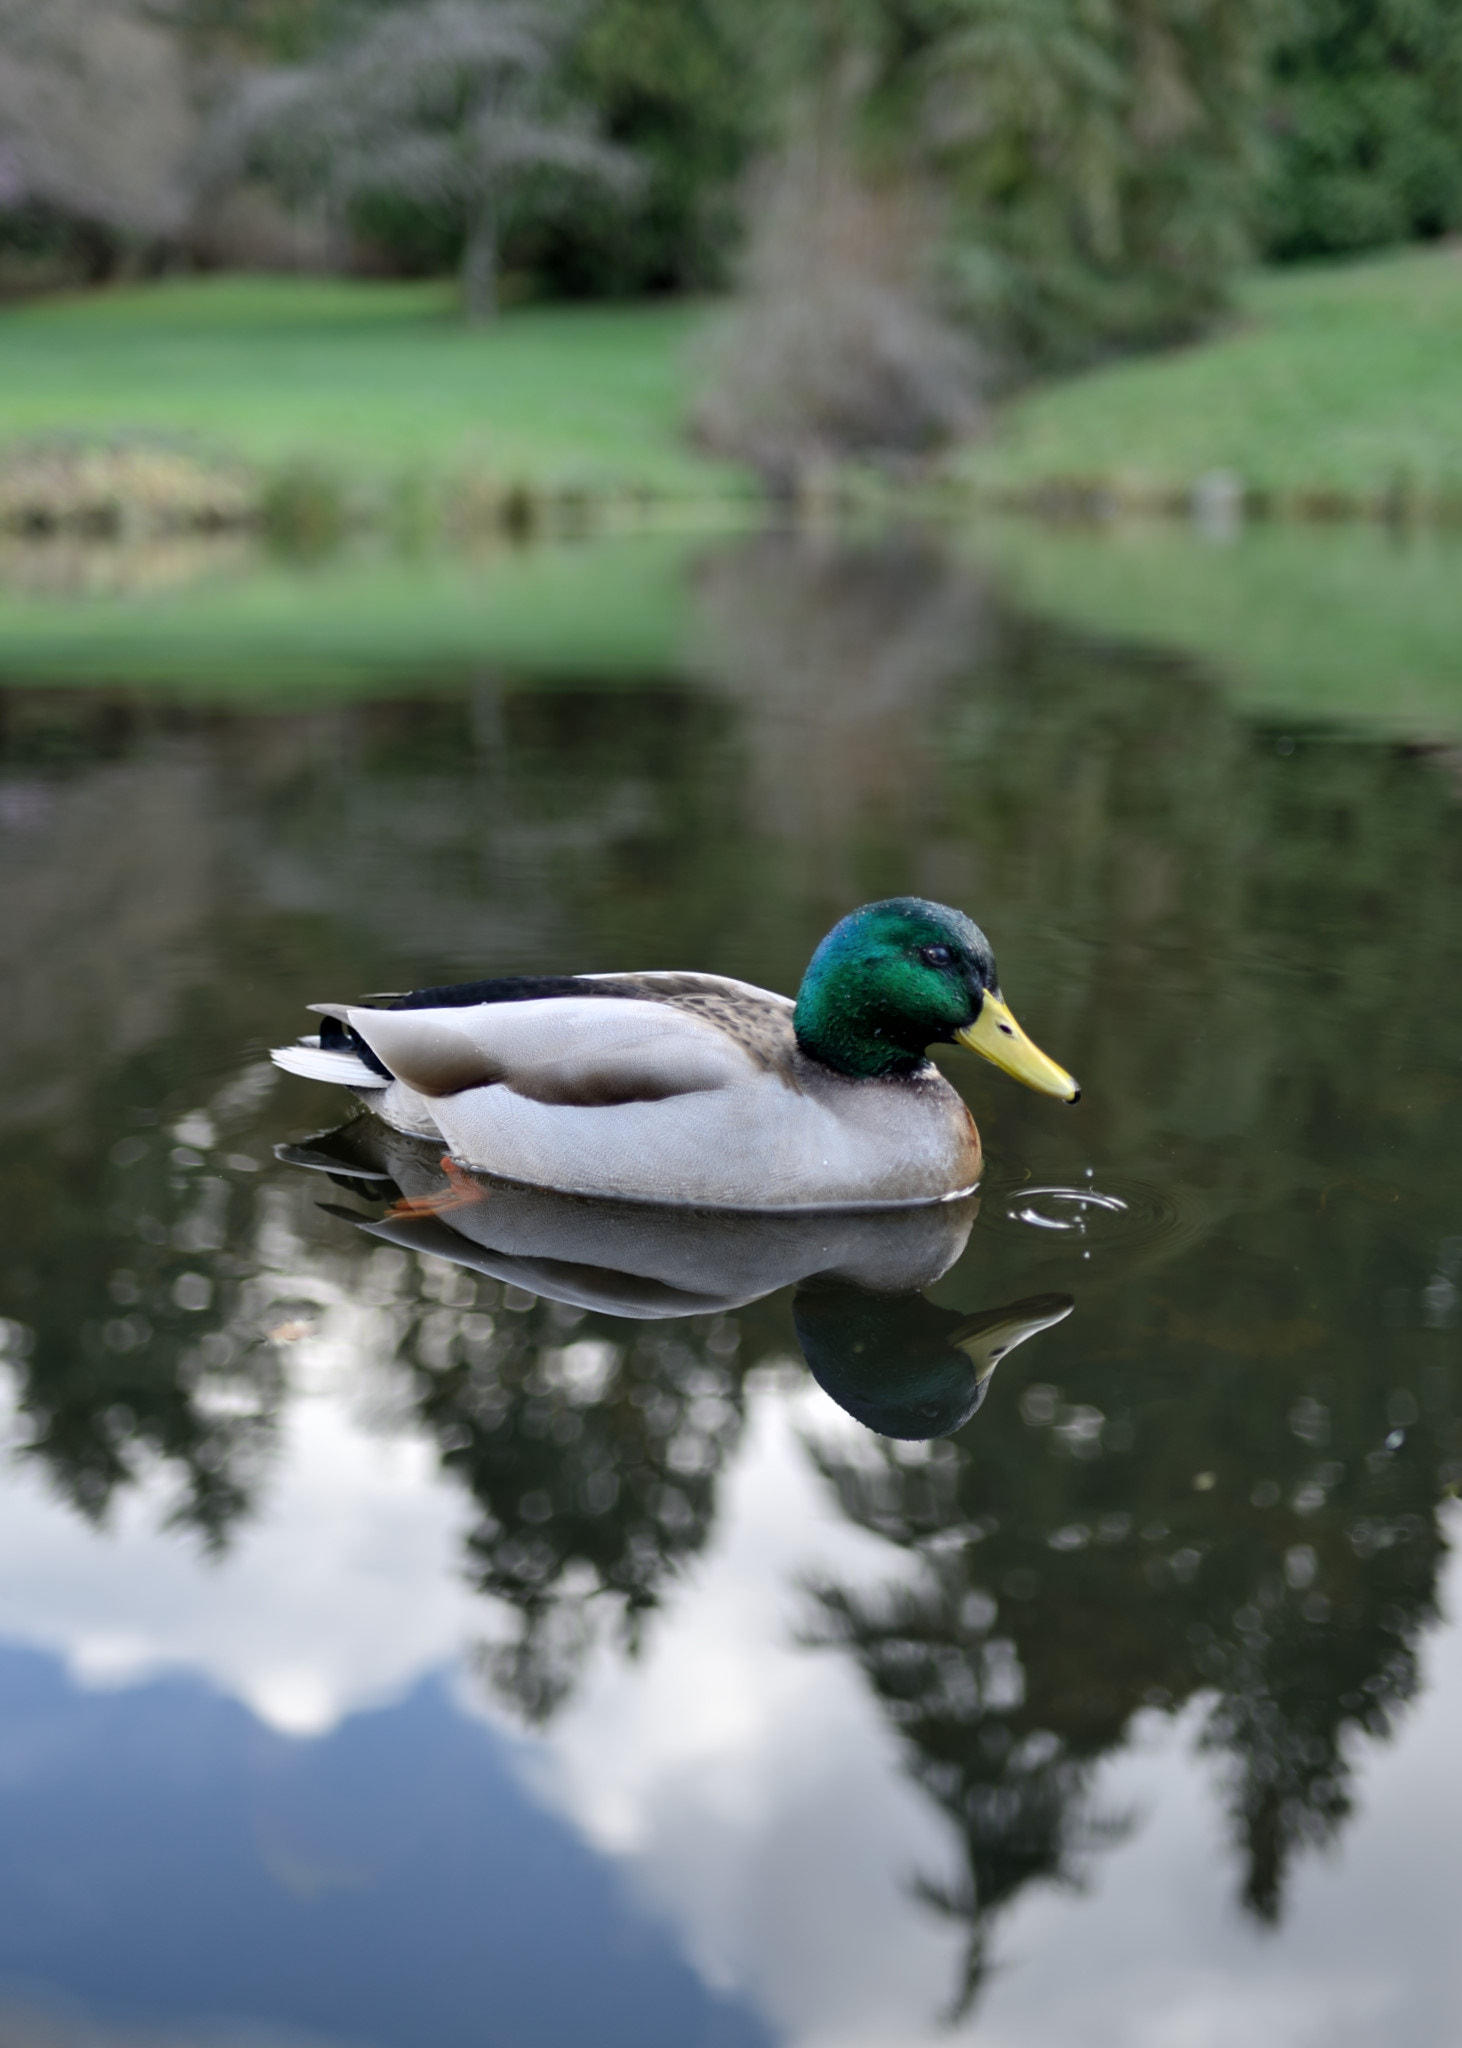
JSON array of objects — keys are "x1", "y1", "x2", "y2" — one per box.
[{"x1": 1, "y1": 533, "x2": 1460, "y2": 2047}]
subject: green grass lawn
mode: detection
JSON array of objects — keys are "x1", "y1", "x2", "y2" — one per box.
[
  {"x1": 0, "y1": 275, "x2": 744, "y2": 498},
  {"x1": 959, "y1": 246, "x2": 1462, "y2": 508},
  {"x1": 4, "y1": 251, "x2": 1461, "y2": 515}
]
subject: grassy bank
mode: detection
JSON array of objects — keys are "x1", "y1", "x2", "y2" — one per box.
[
  {"x1": 3, "y1": 251, "x2": 1462, "y2": 531},
  {"x1": 0, "y1": 277, "x2": 746, "y2": 524},
  {"x1": 958, "y1": 247, "x2": 1462, "y2": 519}
]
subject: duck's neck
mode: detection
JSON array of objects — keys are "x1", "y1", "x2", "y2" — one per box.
[{"x1": 792, "y1": 975, "x2": 929, "y2": 1080}]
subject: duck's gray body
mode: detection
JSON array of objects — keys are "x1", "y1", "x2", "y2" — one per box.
[{"x1": 272, "y1": 970, "x2": 983, "y2": 1211}]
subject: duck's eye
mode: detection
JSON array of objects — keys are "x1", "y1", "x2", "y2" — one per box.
[{"x1": 920, "y1": 944, "x2": 954, "y2": 969}]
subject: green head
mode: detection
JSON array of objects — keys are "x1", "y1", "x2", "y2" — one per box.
[{"x1": 792, "y1": 897, "x2": 1079, "y2": 1098}]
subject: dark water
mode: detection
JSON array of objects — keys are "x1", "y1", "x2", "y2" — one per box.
[{"x1": 1, "y1": 533, "x2": 1460, "y2": 2048}]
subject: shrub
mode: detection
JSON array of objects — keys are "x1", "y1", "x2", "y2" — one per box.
[
  {"x1": 260, "y1": 460, "x2": 347, "y2": 552},
  {"x1": 0, "y1": 439, "x2": 254, "y2": 535}
]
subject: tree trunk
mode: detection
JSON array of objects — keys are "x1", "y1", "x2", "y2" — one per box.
[
  {"x1": 322, "y1": 185, "x2": 351, "y2": 276},
  {"x1": 461, "y1": 195, "x2": 498, "y2": 323}
]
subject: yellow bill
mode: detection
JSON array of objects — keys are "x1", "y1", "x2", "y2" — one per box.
[{"x1": 956, "y1": 993, "x2": 1080, "y2": 1101}]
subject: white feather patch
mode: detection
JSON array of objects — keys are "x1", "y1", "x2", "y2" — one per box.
[{"x1": 270, "y1": 1041, "x2": 387, "y2": 1088}]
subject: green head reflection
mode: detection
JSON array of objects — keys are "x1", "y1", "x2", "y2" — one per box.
[{"x1": 794, "y1": 1285, "x2": 1074, "y2": 1439}]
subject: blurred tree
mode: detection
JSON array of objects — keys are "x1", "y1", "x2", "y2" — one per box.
[
  {"x1": 916, "y1": 0, "x2": 1271, "y2": 372},
  {"x1": 158, "y1": 0, "x2": 329, "y2": 64},
  {"x1": 694, "y1": 0, "x2": 1272, "y2": 465},
  {"x1": 525, "y1": 0, "x2": 763, "y2": 295},
  {"x1": 11, "y1": 0, "x2": 1462, "y2": 330},
  {"x1": 181, "y1": 0, "x2": 763, "y2": 290},
  {"x1": 0, "y1": 0, "x2": 194, "y2": 285},
  {"x1": 199, "y1": 0, "x2": 636, "y2": 316},
  {"x1": 1260, "y1": 0, "x2": 1462, "y2": 259}
]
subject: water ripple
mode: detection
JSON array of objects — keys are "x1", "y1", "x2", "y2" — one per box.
[{"x1": 979, "y1": 1173, "x2": 1193, "y2": 1259}]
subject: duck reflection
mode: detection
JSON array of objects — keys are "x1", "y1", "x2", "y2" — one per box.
[{"x1": 283, "y1": 1111, "x2": 1070, "y2": 1441}]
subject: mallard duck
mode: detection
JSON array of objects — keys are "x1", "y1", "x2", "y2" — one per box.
[{"x1": 271, "y1": 897, "x2": 1078, "y2": 1211}]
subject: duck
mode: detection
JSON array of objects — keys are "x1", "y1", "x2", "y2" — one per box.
[{"x1": 271, "y1": 896, "x2": 1078, "y2": 1212}]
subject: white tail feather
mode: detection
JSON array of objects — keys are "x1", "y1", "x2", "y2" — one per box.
[{"x1": 271, "y1": 1040, "x2": 387, "y2": 1089}]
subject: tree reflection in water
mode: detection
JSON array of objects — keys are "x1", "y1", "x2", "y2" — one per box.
[
  {"x1": 0, "y1": 530, "x2": 1460, "y2": 2018},
  {"x1": 0, "y1": 1123, "x2": 769, "y2": 1717},
  {"x1": 0, "y1": 1081, "x2": 288, "y2": 1550},
  {"x1": 404, "y1": 1292, "x2": 747, "y2": 1723},
  {"x1": 804, "y1": 1348, "x2": 1450, "y2": 2012}
]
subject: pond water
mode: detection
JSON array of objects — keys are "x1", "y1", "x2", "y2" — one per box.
[{"x1": 1, "y1": 530, "x2": 1460, "y2": 2047}]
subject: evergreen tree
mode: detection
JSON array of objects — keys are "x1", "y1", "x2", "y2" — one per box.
[
  {"x1": 697, "y1": 0, "x2": 1273, "y2": 448},
  {"x1": 884, "y1": 0, "x2": 1273, "y2": 373}
]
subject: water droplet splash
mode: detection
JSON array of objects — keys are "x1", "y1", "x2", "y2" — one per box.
[
  {"x1": 977, "y1": 1173, "x2": 1192, "y2": 1260},
  {"x1": 1009, "y1": 1188, "x2": 1129, "y2": 1233}
]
